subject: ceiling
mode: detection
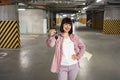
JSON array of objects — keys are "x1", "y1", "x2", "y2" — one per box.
[
  {"x1": 0, "y1": 0, "x2": 120, "y2": 13},
  {"x1": 0, "y1": 0, "x2": 90, "y2": 13}
]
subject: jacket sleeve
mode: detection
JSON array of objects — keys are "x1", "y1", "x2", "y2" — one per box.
[
  {"x1": 76, "y1": 36, "x2": 86, "y2": 59},
  {"x1": 46, "y1": 36, "x2": 56, "y2": 48}
]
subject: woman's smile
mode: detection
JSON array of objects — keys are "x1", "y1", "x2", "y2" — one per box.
[{"x1": 63, "y1": 23, "x2": 71, "y2": 32}]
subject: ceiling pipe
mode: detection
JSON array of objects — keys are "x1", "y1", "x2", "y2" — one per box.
[
  {"x1": 29, "y1": 0, "x2": 86, "y2": 5},
  {"x1": 85, "y1": 0, "x2": 105, "y2": 11}
]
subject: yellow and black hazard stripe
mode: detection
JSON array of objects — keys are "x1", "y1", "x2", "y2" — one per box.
[
  {"x1": 0, "y1": 20, "x2": 20, "y2": 48},
  {"x1": 103, "y1": 19, "x2": 120, "y2": 34}
]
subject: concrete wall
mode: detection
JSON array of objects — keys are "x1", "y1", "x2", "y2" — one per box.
[
  {"x1": 0, "y1": 5, "x2": 18, "y2": 20},
  {"x1": 104, "y1": 6, "x2": 120, "y2": 20},
  {"x1": 19, "y1": 9, "x2": 47, "y2": 34}
]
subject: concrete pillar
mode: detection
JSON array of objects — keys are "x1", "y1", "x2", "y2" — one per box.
[
  {"x1": 0, "y1": 5, "x2": 20, "y2": 48},
  {"x1": 50, "y1": 11, "x2": 54, "y2": 28},
  {"x1": 78, "y1": 13, "x2": 86, "y2": 26},
  {"x1": 47, "y1": 10, "x2": 50, "y2": 31},
  {"x1": 93, "y1": 11, "x2": 104, "y2": 29},
  {"x1": 88, "y1": 10, "x2": 104, "y2": 29},
  {"x1": 56, "y1": 14, "x2": 62, "y2": 26},
  {"x1": 103, "y1": 6, "x2": 120, "y2": 34}
]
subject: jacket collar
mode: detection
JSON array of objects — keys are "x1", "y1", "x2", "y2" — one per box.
[{"x1": 59, "y1": 33, "x2": 74, "y2": 39}]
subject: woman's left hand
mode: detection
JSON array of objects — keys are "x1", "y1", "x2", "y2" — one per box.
[{"x1": 72, "y1": 54, "x2": 79, "y2": 60}]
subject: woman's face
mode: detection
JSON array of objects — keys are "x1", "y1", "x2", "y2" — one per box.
[{"x1": 63, "y1": 23, "x2": 71, "y2": 33}]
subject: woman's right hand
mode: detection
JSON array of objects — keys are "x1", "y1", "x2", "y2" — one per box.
[
  {"x1": 72, "y1": 54, "x2": 79, "y2": 60},
  {"x1": 48, "y1": 29, "x2": 56, "y2": 37}
]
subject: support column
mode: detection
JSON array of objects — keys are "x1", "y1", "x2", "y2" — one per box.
[
  {"x1": 0, "y1": 5, "x2": 20, "y2": 48},
  {"x1": 103, "y1": 6, "x2": 120, "y2": 34}
]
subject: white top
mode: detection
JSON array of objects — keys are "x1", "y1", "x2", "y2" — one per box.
[{"x1": 61, "y1": 37, "x2": 78, "y2": 66}]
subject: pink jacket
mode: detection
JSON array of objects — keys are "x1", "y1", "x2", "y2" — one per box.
[{"x1": 46, "y1": 33, "x2": 85, "y2": 73}]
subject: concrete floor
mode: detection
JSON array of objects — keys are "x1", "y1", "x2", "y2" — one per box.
[{"x1": 0, "y1": 28, "x2": 120, "y2": 80}]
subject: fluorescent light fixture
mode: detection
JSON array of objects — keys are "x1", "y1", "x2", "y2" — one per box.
[
  {"x1": 71, "y1": 14, "x2": 75, "y2": 16},
  {"x1": 82, "y1": 3, "x2": 86, "y2": 5},
  {"x1": 83, "y1": 7, "x2": 88, "y2": 10},
  {"x1": 18, "y1": 3, "x2": 25, "y2": 5},
  {"x1": 78, "y1": 10, "x2": 81, "y2": 13},
  {"x1": 18, "y1": 8, "x2": 26, "y2": 11},
  {"x1": 96, "y1": 0, "x2": 102, "y2": 3},
  {"x1": 63, "y1": 14, "x2": 67, "y2": 17}
]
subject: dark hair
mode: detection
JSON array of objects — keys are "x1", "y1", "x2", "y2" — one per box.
[{"x1": 60, "y1": 17, "x2": 73, "y2": 34}]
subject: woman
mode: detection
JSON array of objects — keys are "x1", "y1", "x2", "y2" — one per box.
[{"x1": 46, "y1": 17, "x2": 85, "y2": 80}]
